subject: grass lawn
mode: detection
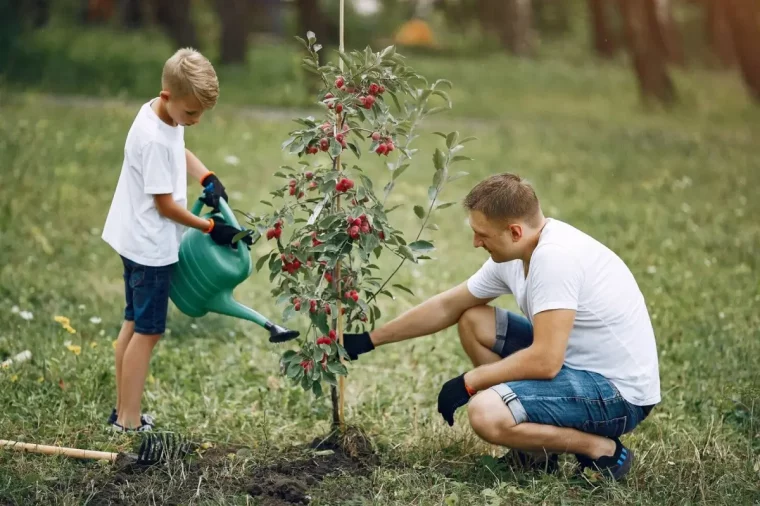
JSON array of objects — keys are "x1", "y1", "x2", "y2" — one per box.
[{"x1": 1, "y1": 61, "x2": 759, "y2": 504}]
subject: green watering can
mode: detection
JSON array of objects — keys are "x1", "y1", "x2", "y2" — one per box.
[{"x1": 169, "y1": 195, "x2": 299, "y2": 343}]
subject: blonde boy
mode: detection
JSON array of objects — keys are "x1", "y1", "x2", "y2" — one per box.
[{"x1": 101, "y1": 48, "x2": 251, "y2": 431}]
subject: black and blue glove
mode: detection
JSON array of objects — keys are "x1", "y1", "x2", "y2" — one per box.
[{"x1": 200, "y1": 172, "x2": 228, "y2": 211}]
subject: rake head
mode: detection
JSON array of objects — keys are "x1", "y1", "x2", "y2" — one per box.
[{"x1": 134, "y1": 432, "x2": 194, "y2": 466}]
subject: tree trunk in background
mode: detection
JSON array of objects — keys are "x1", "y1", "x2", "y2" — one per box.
[
  {"x1": 589, "y1": 0, "x2": 618, "y2": 58},
  {"x1": 619, "y1": 0, "x2": 677, "y2": 105},
  {"x1": 706, "y1": 0, "x2": 735, "y2": 68},
  {"x1": 535, "y1": 0, "x2": 570, "y2": 35},
  {"x1": 501, "y1": 0, "x2": 534, "y2": 56},
  {"x1": 215, "y1": 0, "x2": 251, "y2": 64},
  {"x1": 724, "y1": 0, "x2": 760, "y2": 102},
  {"x1": 478, "y1": 0, "x2": 502, "y2": 37},
  {"x1": 119, "y1": 0, "x2": 144, "y2": 29},
  {"x1": 648, "y1": 0, "x2": 685, "y2": 66},
  {"x1": 297, "y1": 0, "x2": 327, "y2": 42},
  {"x1": 154, "y1": 0, "x2": 199, "y2": 50}
]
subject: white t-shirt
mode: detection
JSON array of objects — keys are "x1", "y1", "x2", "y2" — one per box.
[
  {"x1": 102, "y1": 99, "x2": 188, "y2": 267},
  {"x1": 467, "y1": 218, "x2": 661, "y2": 406}
]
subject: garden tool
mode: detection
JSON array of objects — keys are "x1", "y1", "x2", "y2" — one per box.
[
  {"x1": 169, "y1": 194, "x2": 299, "y2": 343},
  {"x1": 0, "y1": 432, "x2": 193, "y2": 467}
]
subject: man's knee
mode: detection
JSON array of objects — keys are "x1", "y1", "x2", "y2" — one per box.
[
  {"x1": 467, "y1": 389, "x2": 517, "y2": 443},
  {"x1": 457, "y1": 306, "x2": 494, "y2": 344}
]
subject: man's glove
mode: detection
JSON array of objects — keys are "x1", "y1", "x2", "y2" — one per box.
[
  {"x1": 437, "y1": 373, "x2": 473, "y2": 426},
  {"x1": 200, "y1": 172, "x2": 228, "y2": 210},
  {"x1": 342, "y1": 332, "x2": 375, "y2": 360},
  {"x1": 207, "y1": 217, "x2": 252, "y2": 249}
]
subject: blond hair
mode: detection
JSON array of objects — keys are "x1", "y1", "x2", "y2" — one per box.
[
  {"x1": 463, "y1": 173, "x2": 542, "y2": 226},
  {"x1": 162, "y1": 48, "x2": 219, "y2": 109}
]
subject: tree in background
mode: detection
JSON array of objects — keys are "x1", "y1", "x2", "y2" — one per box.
[
  {"x1": 588, "y1": 0, "x2": 618, "y2": 59},
  {"x1": 724, "y1": 0, "x2": 760, "y2": 102},
  {"x1": 705, "y1": 0, "x2": 735, "y2": 68}
]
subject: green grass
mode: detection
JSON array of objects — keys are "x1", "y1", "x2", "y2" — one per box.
[{"x1": 1, "y1": 56, "x2": 760, "y2": 504}]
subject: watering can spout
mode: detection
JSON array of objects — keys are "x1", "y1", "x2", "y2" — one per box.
[{"x1": 206, "y1": 291, "x2": 300, "y2": 343}]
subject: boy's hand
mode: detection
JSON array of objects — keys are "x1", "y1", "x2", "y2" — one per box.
[
  {"x1": 200, "y1": 172, "x2": 228, "y2": 210},
  {"x1": 207, "y1": 217, "x2": 252, "y2": 249}
]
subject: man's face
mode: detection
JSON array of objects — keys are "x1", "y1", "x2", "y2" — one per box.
[
  {"x1": 162, "y1": 91, "x2": 205, "y2": 127},
  {"x1": 468, "y1": 210, "x2": 523, "y2": 263}
]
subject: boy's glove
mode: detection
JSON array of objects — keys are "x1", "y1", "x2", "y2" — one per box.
[
  {"x1": 200, "y1": 172, "x2": 228, "y2": 210},
  {"x1": 342, "y1": 332, "x2": 375, "y2": 360},
  {"x1": 207, "y1": 217, "x2": 252, "y2": 249},
  {"x1": 437, "y1": 373, "x2": 473, "y2": 426}
]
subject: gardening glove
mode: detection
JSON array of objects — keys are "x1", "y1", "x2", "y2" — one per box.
[
  {"x1": 207, "y1": 217, "x2": 252, "y2": 249},
  {"x1": 437, "y1": 373, "x2": 473, "y2": 427},
  {"x1": 342, "y1": 331, "x2": 375, "y2": 360},
  {"x1": 200, "y1": 172, "x2": 228, "y2": 211}
]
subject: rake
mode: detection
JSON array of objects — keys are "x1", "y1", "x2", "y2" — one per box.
[{"x1": 0, "y1": 431, "x2": 193, "y2": 467}]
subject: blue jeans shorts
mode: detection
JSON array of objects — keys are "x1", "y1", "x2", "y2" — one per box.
[
  {"x1": 489, "y1": 309, "x2": 654, "y2": 439},
  {"x1": 121, "y1": 255, "x2": 173, "y2": 335}
]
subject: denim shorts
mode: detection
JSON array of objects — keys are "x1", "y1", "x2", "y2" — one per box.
[
  {"x1": 489, "y1": 309, "x2": 654, "y2": 439},
  {"x1": 121, "y1": 255, "x2": 173, "y2": 335}
]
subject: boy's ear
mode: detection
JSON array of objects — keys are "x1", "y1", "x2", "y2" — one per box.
[{"x1": 160, "y1": 90, "x2": 171, "y2": 101}]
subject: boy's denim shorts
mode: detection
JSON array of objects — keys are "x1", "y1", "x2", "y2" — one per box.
[
  {"x1": 121, "y1": 255, "x2": 173, "y2": 335},
  {"x1": 488, "y1": 308, "x2": 654, "y2": 439}
]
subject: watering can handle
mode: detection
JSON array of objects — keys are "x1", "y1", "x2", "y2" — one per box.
[{"x1": 191, "y1": 195, "x2": 249, "y2": 261}]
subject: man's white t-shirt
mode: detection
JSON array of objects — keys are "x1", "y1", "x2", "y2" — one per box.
[
  {"x1": 102, "y1": 99, "x2": 188, "y2": 267},
  {"x1": 467, "y1": 218, "x2": 661, "y2": 406}
]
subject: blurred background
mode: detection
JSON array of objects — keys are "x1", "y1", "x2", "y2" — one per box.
[{"x1": 2, "y1": 0, "x2": 759, "y2": 115}]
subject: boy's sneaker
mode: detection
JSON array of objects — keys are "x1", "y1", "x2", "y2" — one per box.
[
  {"x1": 499, "y1": 450, "x2": 559, "y2": 474},
  {"x1": 107, "y1": 408, "x2": 155, "y2": 428},
  {"x1": 575, "y1": 437, "x2": 634, "y2": 481},
  {"x1": 109, "y1": 421, "x2": 153, "y2": 433}
]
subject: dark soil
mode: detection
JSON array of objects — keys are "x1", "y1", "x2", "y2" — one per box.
[{"x1": 85, "y1": 426, "x2": 376, "y2": 506}]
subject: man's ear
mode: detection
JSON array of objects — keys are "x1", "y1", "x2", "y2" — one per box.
[{"x1": 509, "y1": 223, "x2": 523, "y2": 242}]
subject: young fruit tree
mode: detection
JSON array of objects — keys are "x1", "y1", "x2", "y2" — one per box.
[{"x1": 239, "y1": 32, "x2": 474, "y2": 427}]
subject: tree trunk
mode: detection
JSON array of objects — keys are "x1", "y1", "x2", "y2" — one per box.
[
  {"x1": 706, "y1": 0, "x2": 735, "y2": 68},
  {"x1": 648, "y1": 0, "x2": 685, "y2": 66},
  {"x1": 500, "y1": 0, "x2": 534, "y2": 56},
  {"x1": 588, "y1": 0, "x2": 618, "y2": 58},
  {"x1": 619, "y1": 0, "x2": 677, "y2": 105},
  {"x1": 215, "y1": 0, "x2": 251, "y2": 64},
  {"x1": 119, "y1": 0, "x2": 144, "y2": 29},
  {"x1": 535, "y1": 0, "x2": 570, "y2": 35},
  {"x1": 154, "y1": 0, "x2": 199, "y2": 50},
  {"x1": 477, "y1": 0, "x2": 502, "y2": 37},
  {"x1": 724, "y1": 0, "x2": 760, "y2": 102}
]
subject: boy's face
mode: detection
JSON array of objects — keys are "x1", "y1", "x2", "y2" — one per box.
[{"x1": 160, "y1": 90, "x2": 205, "y2": 127}]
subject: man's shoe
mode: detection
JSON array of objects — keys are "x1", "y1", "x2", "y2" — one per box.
[
  {"x1": 499, "y1": 450, "x2": 559, "y2": 474},
  {"x1": 109, "y1": 421, "x2": 153, "y2": 433},
  {"x1": 575, "y1": 437, "x2": 634, "y2": 481}
]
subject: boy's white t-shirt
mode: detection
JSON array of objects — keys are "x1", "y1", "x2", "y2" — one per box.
[
  {"x1": 467, "y1": 218, "x2": 661, "y2": 406},
  {"x1": 102, "y1": 99, "x2": 188, "y2": 267}
]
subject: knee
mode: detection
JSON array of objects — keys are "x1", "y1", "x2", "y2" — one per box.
[
  {"x1": 457, "y1": 306, "x2": 482, "y2": 344},
  {"x1": 467, "y1": 390, "x2": 517, "y2": 443}
]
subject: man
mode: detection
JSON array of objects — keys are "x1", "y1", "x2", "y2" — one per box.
[{"x1": 342, "y1": 173, "x2": 660, "y2": 480}]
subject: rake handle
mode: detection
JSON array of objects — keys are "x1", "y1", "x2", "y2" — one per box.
[{"x1": 0, "y1": 439, "x2": 118, "y2": 462}]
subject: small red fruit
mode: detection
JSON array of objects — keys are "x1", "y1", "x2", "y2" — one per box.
[
  {"x1": 378, "y1": 85, "x2": 385, "y2": 94},
  {"x1": 378, "y1": 231, "x2": 385, "y2": 240},
  {"x1": 324, "y1": 92, "x2": 334, "y2": 99},
  {"x1": 281, "y1": 253, "x2": 287, "y2": 262},
  {"x1": 335, "y1": 76, "x2": 345, "y2": 88},
  {"x1": 266, "y1": 229, "x2": 275, "y2": 240},
  {"x1": 289, "y1": 179, "x2": 297, "y2": 187},
  {"x1": 369, "y1": 83, "x2": 380, "y2": 95},
  {"x1": 274, "y1": 220, "x2": 283, "y2": 229},
  {"x1": 371, "y1": 132, "x2": 381, "y2": 141},
  {"x1": 341, "y1": 307, "x2": 346, "y2": 315},
  {"x1": 305, "y1": 171, "x2": 314, "y2": 180},
  {"x1": 335, "y1": 133, "x2": 344, "y2": 143},
  {"x1": 340, "y1": 139, "x2": 347, "y2": 149},
  {"x1": 375, "y1": 143, "x2": 388, "y2": 155},
  {"x1": 386, "y1": 141, "x2": 395, "y2": 152},
  {"x1": 298, "y1": 191, "x2": 304, "y2": 198},
  {"x1": 300, "y1": 360, "x2": 313, "y2": 372},
  {"x1": 324, "y1": 272, "x2": 333, "y2": 283},
  {"x1": 361, "y1": 222, "x2": 371, "y2": 234},
  {"x1": 316, "y1": 336, "x2": 332, "y2": 346},
  {"x1": 359, "y1": 214, "x2": 367, "y2": 222},
  {"x1": 360, "y1": 314, "x2": 368, "y2": 322},
  {"x1": 351, "y1": 291, "x2": 360, "y2": 302},
  {"x1": 352, "y1": 218, "x2": 362, "y2": 227},
  {"x1": 329, "y1": 330, "x2": 337, "y2": 341},
  {"x1": 294, "y1": 302, "x2": 301, "y2": 311},
  {"x1": 309, "y1": 181, "x2": 318, "y2": 190},
  {"x1": 289, "y1": 186, "x2": 296, "y2": 196},
  {"x1": 320, "y1": 138, "x2": 329, "y2": 151},
  {"x1": 274, "y1": 228, "x2": 282, "y2": 239},
  {"x1": 336, "y1": 103, "x2": 343, "y2": 114},
  {"x1": 324, "y1": 304, "x2": 332, "y2": 315},
  {"x1": 349, "y1": 226, "x2": 360, "y2": 239}
]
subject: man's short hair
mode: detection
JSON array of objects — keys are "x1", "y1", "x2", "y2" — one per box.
[
  {"x1": 162, "y1": 48, "x2": 219, "y2": 109},
  {"x1": 463, "y1": 173, "x2": 542, "y2": 226}
]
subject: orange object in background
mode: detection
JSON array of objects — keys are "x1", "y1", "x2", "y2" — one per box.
[{"x1": 394, "y1": 18, "x2": 436, "y2": 48}]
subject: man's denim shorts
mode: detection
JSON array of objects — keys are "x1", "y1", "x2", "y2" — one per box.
[
  {"x1": 121, "y1": 255, "x2": 173, "y2": 335},
  {"x1": 489, "y1": 308, "x2": 654, "y2": 439}
]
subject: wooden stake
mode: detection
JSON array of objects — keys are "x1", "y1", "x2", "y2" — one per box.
[
  {"x1": 335, "y1": 0, "x2": 346, "y2": 431},
  {"x1": 1, "y1": 439, "x2": 117, "y2": 462}
]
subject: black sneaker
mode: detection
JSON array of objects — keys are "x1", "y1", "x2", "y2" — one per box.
[
  {"x1": 107, "y1": 408, "x2": 155, "y2": 428},
  {"x1": 499, "y1": 450, "x2": 559, "y2": 474},
  {"x1": 575, "y1": 437, "x2": 634, "y2": 480},
  {"x1": 109, "y1": 421, "x2": 153, "y2": 433}
]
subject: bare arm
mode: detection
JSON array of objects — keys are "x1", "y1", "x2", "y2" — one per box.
[
  {"x1": 463, "y1": 308, "x2": 574, "y2": 391},
  {"x1": 186, "y1": 149, "x2": 211, "y2": 182},
  {"x1": 154, "y1": 193, "x2": 212, "y2": 231},
  {"x1": 370, "y1": 282, "x2": 495, "y2": 347}
]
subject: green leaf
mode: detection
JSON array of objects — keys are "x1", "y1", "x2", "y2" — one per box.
[
  {"x1": 446, "y1": 131, "x2": 459, "y2": 149},
  {"x1": 374, "y1": 245, "x2": 382, "y2": 259},
  {"x1": 425, "y1": 106, "x2": 448, "y2": 116},
  {"x1": 399, "y1": 245, "x2": 415, "y2": 261},
  {"x1": 373, "y1": 306, "x2": 381, "y2": 319},
  {"x1": 327, "y1": 361, "x2": 348, "y2": 375},
  {"x1": 459, "y1": 136, "x2": 477, "y2": 144},
  {"x1": 432, "y1": 132, "x2": 447, "y2": 139},
  {"x1": 433, "y1": 149, "x2": 446, "y2": 171},
  {"x1": 433, "y1": 78, "x2": 453, "y2": 90},
  {"x1": 312, "y1": 381, "x2": 323, "y2": 397},
  {"x1": 281, "y1": 137, "x2": 296, "y2": 150},
  {"x1": 306, "y1": 31, "x2": 316, "y2": 43},
  {"x1": 282, "y1": 305, "x2": 297, "y2": 322},
  {"x1": 329, "y1": 138, "x2": 342, "y2": 157},
  {"x1": 428, "y1": 185, "x2": 437, "y2": 204},
  {"x1": 433, "y1": 90, "x2": 452, "y2": 109},
  {"x1": 437, "y1": 202, "x2": 456, "y2": 210},
  {"x1": 359, "y1": 174, "x2": 373, "y2": 192},
  {"x1": 260, "y1": 200, "x2": 273, "y2": 207},
  {"x1": 313, "y1": 43, "x2": 322, "y2": 52},
  {"x1": 452, "y1": 156, "x2": 473, "y2": 163},
  {"x1": 413, "y1": 205, "x2": 425, "y2": 219},
  {"x1": 433, "y1": 169, "x2": 443, "y2": 188},
  {"x1": 389, "y1": 91, "x2": 402, "y2": 112},
  {"x1": 426, "y1": 224, "x2": 439, "y2": 230},
  {"x1": 392, "y1": 284, "x2": 415, "y2": 296},
  {"x1": 392, "y1": 164, "x2": 409, "y2": 181},
  {"x1": 348, "y1": 142, "x2": 361, "y2": 158},
  {"x1": 409, "y1": 240, "x2": 435, "y2": 252},
  {"x1": 338, "y1": 51, "x2": 353, "y2": 69},
  {"x1": 287, "y1": 361, "x2": 302, "y2": 378},
  {"x1": 448, "y1": 171, "x2": 469, "y2": 182}
]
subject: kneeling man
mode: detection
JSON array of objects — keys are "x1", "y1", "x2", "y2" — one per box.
[{"x1": 342, "y1": 173, "x2": 660, "y2": 480}]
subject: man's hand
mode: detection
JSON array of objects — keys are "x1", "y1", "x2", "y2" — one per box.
[
  {"x1": 342, "y1": 332, "x2": 375, "y2": 360},
  {"x1": 208, "y1": 217, "x2": 252, "y2": 248},
  {"x1": 200, "y1": 172, "x2": 228, "y2": 210},
  {"x1": 437, "y1": 373, "x2": 473, "y2": 426}
]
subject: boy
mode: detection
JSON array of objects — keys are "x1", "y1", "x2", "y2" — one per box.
[{"x1": 101, "y1": 48, "x2": 252, "y2": 431}]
